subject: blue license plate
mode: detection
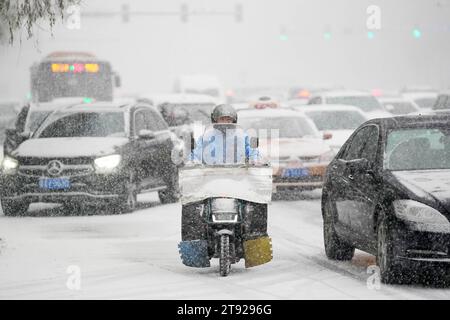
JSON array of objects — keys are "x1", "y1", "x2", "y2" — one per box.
[
  {"x1": 39, "y1": 178, "x2": 71, "y2": 190},
  {"x1": 282, "y1": 168, "x2": 309, "y2": 178}
]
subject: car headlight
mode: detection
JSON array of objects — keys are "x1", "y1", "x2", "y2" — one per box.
[
  {"x1": 393, "y1": 200, "x2": 450, "y2": 233},
  {"x1": 94, "y1": 154, "x2": 121, "y2": 172},
  {"x1": 2, "y1": 156, "x2": 19, "y2": 173}
]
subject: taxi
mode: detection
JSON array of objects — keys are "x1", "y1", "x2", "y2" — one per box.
[{"x1": 237, "y1": 103, "x2": 334, "y2": 193}]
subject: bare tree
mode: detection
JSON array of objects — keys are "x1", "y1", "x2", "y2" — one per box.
[{"x1": 0, "y1": 0, "x2": 80, "y2": 43}]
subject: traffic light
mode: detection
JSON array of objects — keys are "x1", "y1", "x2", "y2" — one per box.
[
  {"x1": 413, "y1": 28, "x2": 422, "y2": 39},
  {"x1": 323, "y1": 31, "x2": 331, "y2": 40},
  {"x1": 323, "y1": 25, "x2": 332, "y2": 40},
  {"x1": 279, "y1": 26, "x2": 288, "y2": 41},
  {"x1": 121, "y1": 4, "x2": 130, "y2": 23},
  {"x1": 367, "y1": 31, "x2": 375, "y2": 39},
  {"x1": 180, "y1": 3, "x2": 188, "y2": 23},
  {"x1": 235, "y1": 4, "x2": 243, "y2": 23}
]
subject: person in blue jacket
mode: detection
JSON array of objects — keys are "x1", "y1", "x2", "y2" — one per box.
[{"x1": 190, "y1": 104, "x2": 259, "y2": 164}]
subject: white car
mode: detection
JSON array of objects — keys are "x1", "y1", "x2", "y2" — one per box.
[
  {"x1": 431, "y1": 91, "x2": 450, "y2": 114},
  {"x1": 402, "y1": 91, "x2": 437, "y2": 112},
  {"x1": 378, "y1": 97, "x2": 421, "y2": 115},
  {"x1": 237, "y1": 107, "x2": 334, "y2": 193},
  {"x1": 292, "y1": 104, "x2": 369, "y2": 154},
  {"x1": 307, "y1": 90, "x2": 391, "y2": 119}
]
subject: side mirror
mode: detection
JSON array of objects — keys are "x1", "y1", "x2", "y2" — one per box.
[
  {"x1": 346, "y1": 158, "x2": 371, "y2": 174},
  {"x1": 19, "y1": 131, "x2": 31, "y2": 140},
  {"x1": 138, "y1": 129, "x2": 155, "y2": 140},
  {"x1": 250, "y1": 136, "x2": 259, "y2": 148},
  {"x1": 323, "y1": 132, "x2": 333, "y2": 140},
  {"x1": 114, "y1": 74, "x2": 121, "y2": 88},
  {"x1": 190, "y1": 134, "x2": 196, "y2": 152}
]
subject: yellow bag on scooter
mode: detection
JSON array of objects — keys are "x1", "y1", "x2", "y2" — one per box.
[{"x1": 244, "y1": 236, "x2": 273, "y2": 268}]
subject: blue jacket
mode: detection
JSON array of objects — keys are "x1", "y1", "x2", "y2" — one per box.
[{"x1": 190, "y1": 127, "x2": 258, "y2": 164}]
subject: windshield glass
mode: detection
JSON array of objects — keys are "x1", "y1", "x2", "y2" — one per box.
[
  {"x1": 326, "y1": 96, "x2": 382, "y2": 112},
  {"x1": 304, "y1": 110, "x2": 366, "y2": 130},
  {"x1": 239, "y1": 116, "x2": 318, "y2": 138},
  {"x1": 159, "y1": 103, "x2": 215, "y2": 126},
  {"x1": 385, "y1": 127, "x2": 450, "y2": 170},
  {"x1": 414, "y1": 97, "x2": 436, "y2": 109},
  {"x1": 26, "y1": 110, "x2": 53, "y2": 133},
  {"x1": 382, "y1": 102, "x2": 417, "y2": 115},
  {"x1": 35, "y1": 111, "x2": 126, "y2": 138}
]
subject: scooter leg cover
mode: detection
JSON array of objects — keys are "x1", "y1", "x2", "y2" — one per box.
[
  {"x1": 244, "y1": 236, "x2": 273, "y2": 268},
  {"x1": 178, "y1": 240, "x2": 210, "y2": 268}
]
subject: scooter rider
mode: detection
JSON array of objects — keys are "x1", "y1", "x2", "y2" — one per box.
[
  {"x1": 190, "y1": 104, "x2": 259, "y2": 164},
  {"x1": 182, "y1": 104, "x2": 269, "y2": 242}
]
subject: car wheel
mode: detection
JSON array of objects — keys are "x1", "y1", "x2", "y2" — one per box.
[
  {"x1": 377, "y1": 214, "x2": 402, "y2": 284},
  {"x1": 158, "y1": 170, "x2": 180, "y2": 204},
  {"x1": 181, "y1": 203, "x2": 206, "y2": 241},
  {"x1": 322, "y1": 194, "x2": 355, "y2": 261},
  {"x1": 1, "y1": 199, "x2": 29, "y2": 217}
]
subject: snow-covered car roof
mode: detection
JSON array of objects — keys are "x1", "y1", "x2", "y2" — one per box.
[
  {"x1": 237, "y1": 108, "x2": 308, "y2": 119},
  {"x1": 140, "y1": 93, "x2": 218, "y2": 106},
  {"x1": 368, "y1": 114, "x2": 450, "y2": 129},
  {"x1": 378, "y1": 97, "x2": 415, "y2": 103},
  {"x1": 319, "y1": 90, "x2": 373, "y2": 97},
  {"x1": 60, "y1": 101, "x2": 155, "y2": 113},
  {"x1": 41, "y1": 51, "x2": 102, "y2": 62},
  {"x1": 28, "y1": 101, "x2": 84, "y2": 112},
  {"x1": 402, "y1": 92, "x2": 438, "y2": 100},
  {"x1": 232, "y1": 103, "x2": 252, "y2": 111},
  {"x1": 291, "y1": 104, "x2": 368, "y2": 114}
]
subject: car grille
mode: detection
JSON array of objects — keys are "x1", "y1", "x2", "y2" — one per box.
[
  {"x1": 18, "y1": 157, "x2": 92, "y2": 166},
  {"x1": 17, "y1": 157, "x2": 94, "y2": 178}
]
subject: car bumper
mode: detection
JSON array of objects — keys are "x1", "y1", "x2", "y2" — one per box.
[
  {"x1": 272, "y1": 164, "x2": 327, "y2": 192},
  {"x1": 392, "y1": 225, "x2": 450, "y2": 268},
  {"x1": 0, "y1": 171, "x2": 127, "y2": 204}
]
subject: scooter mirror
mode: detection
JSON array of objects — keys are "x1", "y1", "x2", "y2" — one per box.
[{"x1": 250, "y1": 137, "x2": 259, "y2": 148}]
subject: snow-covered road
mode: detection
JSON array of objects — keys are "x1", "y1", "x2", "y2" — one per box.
[{"x1": 1, "y1": 191, "x2": 450, "y2": 300}]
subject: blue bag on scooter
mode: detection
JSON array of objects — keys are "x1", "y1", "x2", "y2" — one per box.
[{"x1": 178, "y1": 240, "x2": 210, "y2": 268}]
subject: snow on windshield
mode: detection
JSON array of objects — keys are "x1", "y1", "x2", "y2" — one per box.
[
  {"x1": 35, "y1": 112, "x2": 126, "y2": 138},
  {"x1": 326, "y1": 96, "x2": 382, "y2": 112},
  {"x1": 159, "y1": 103, "x2": 214, "y2": 126},
  {"x1": 382, "y1": 102, "x2": 417, "y2": 115},
  {"x1": 305, "y1": 110, "x2": 366, "y2": 130},
  {"x1": 240, "y1": 117, "x2": 319, "y2": 138}
]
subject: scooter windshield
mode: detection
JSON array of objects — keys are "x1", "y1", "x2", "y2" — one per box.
[
  {"x1": 179, "y1": 165, "x2": 273, "y2": 205},
  {"x1": 190, "y1": 123, "x2": 254, "y2": 166}
]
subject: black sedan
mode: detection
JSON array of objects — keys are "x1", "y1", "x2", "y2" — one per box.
[{"x1": 322, "y1": 114, "x2": 450, "y2": 284}]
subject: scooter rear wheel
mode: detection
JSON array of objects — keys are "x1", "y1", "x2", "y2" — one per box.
[{"x1": 219, "y1": 234, "x2": 231, "y2": 277}]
